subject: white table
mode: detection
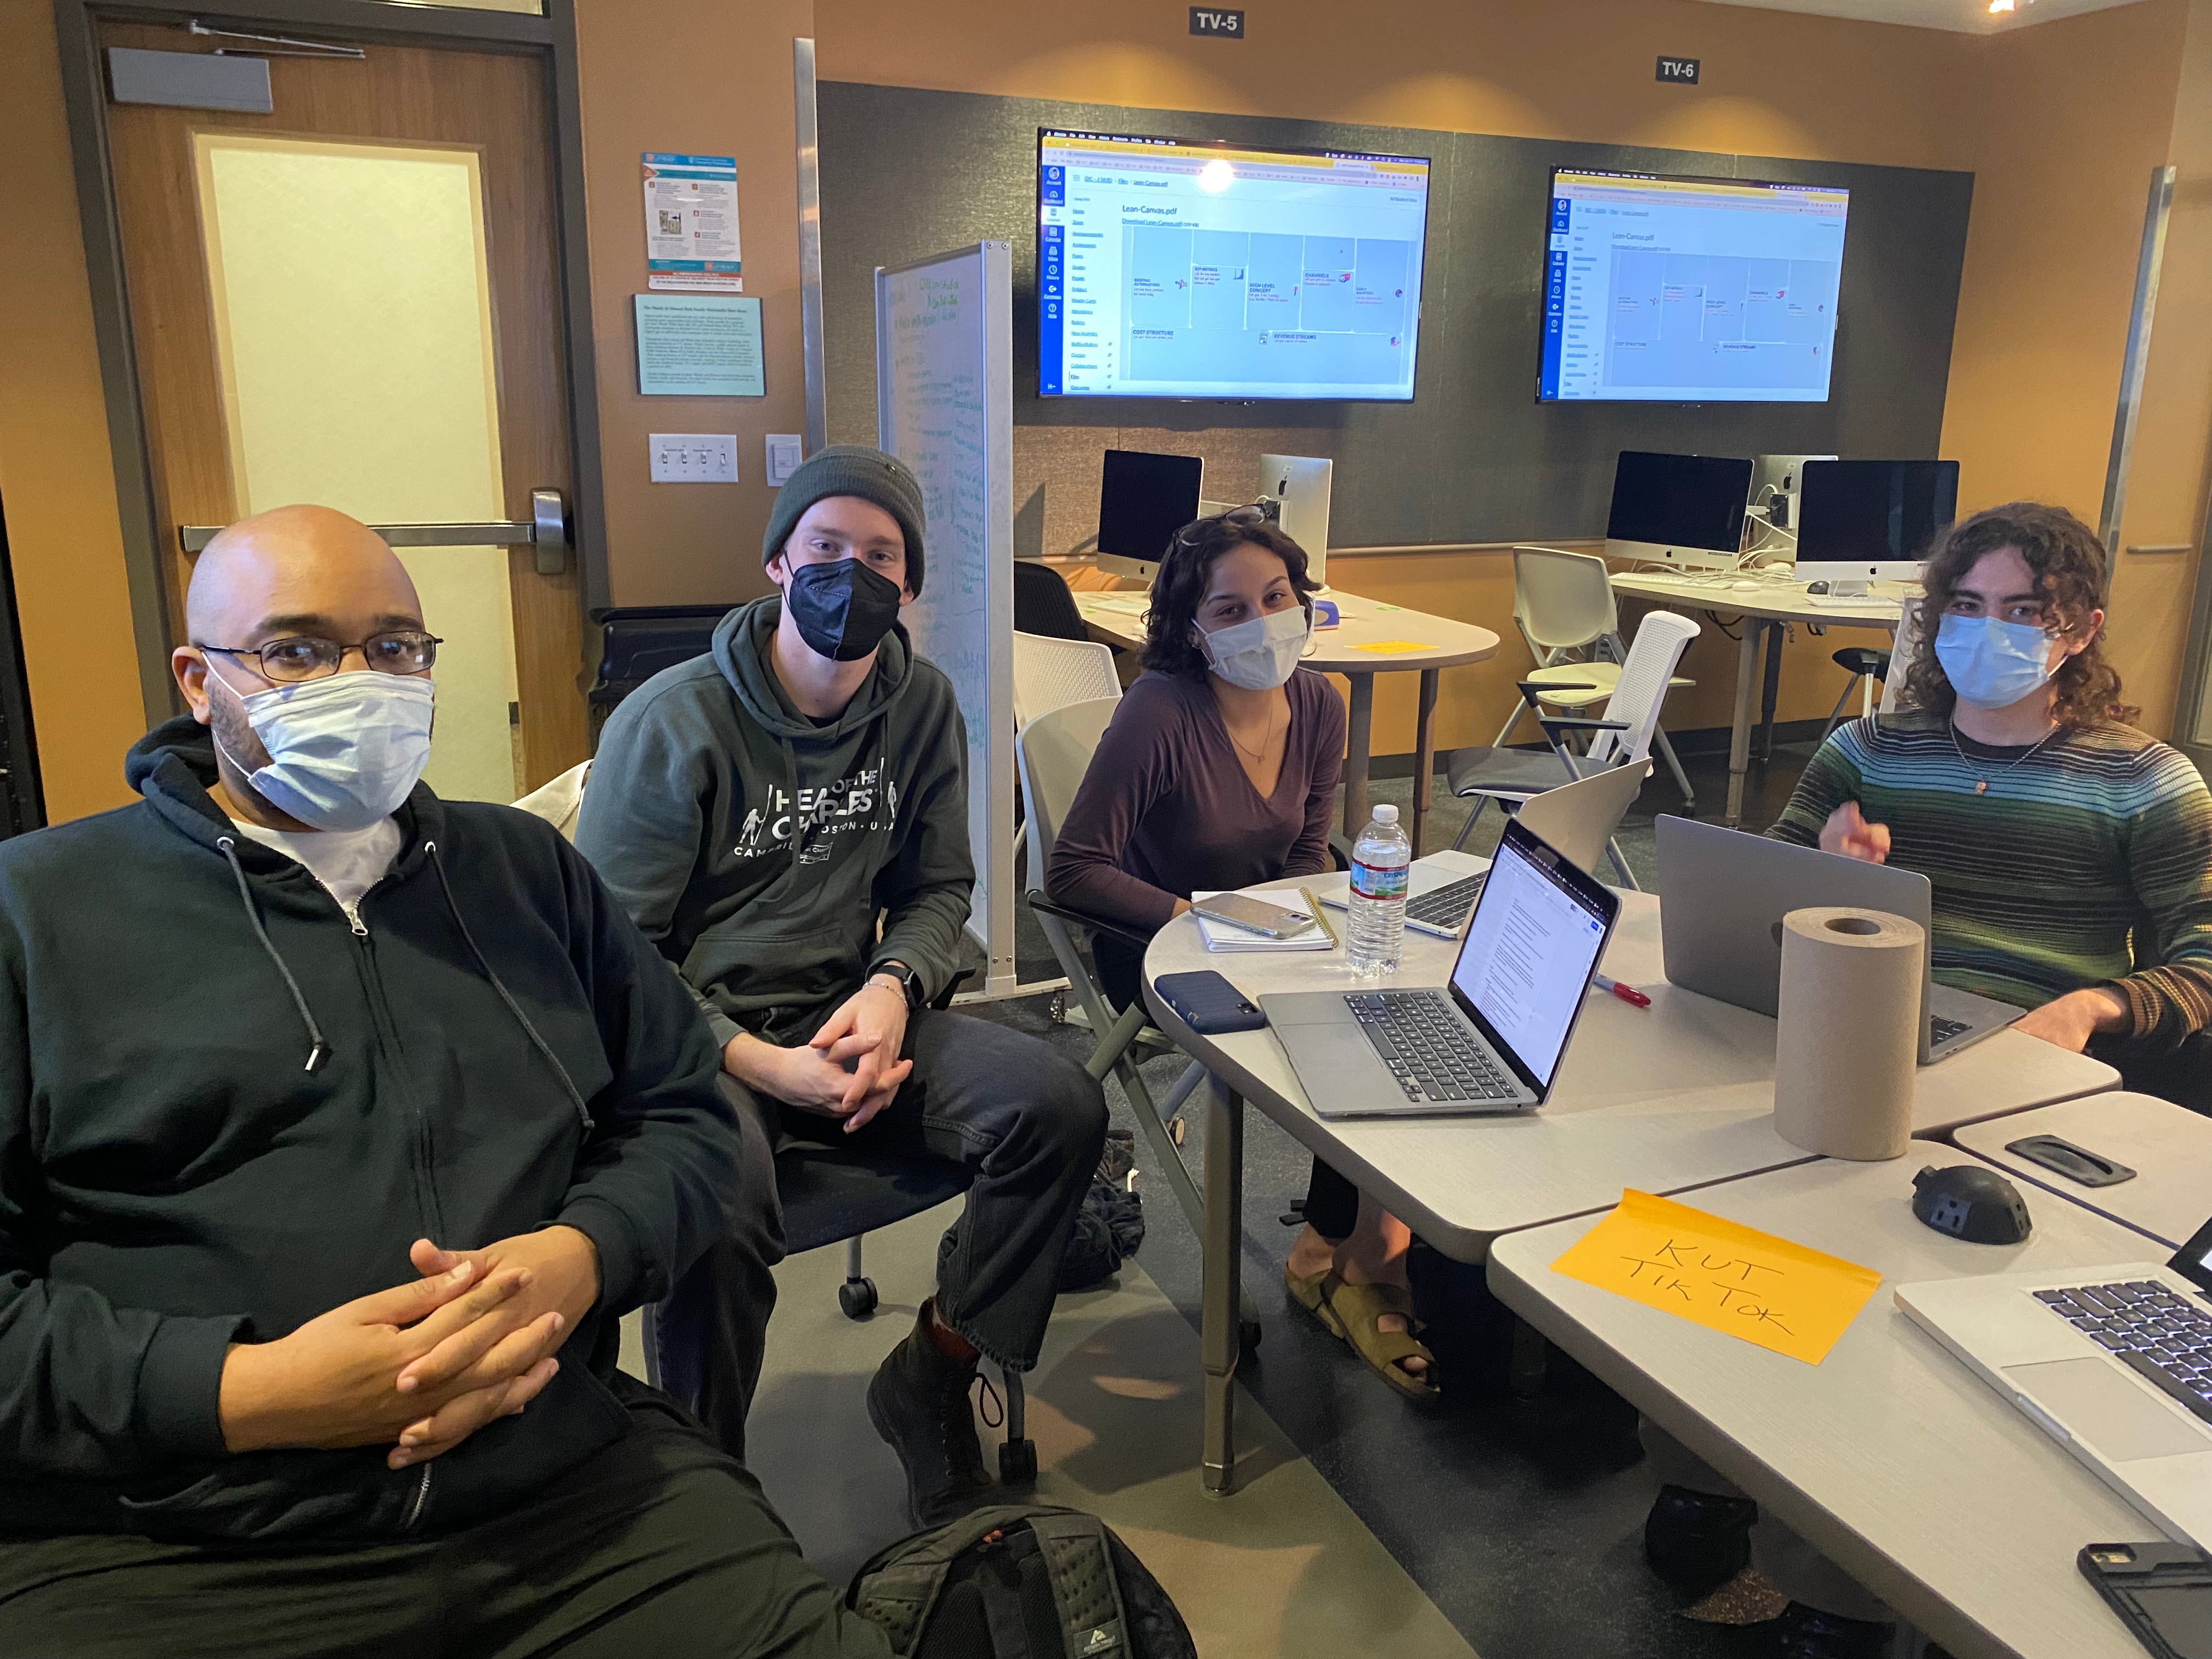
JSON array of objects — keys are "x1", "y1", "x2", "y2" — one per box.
[
  {"x1": 1609, "y1": 571, "x2": 1906, "y2": 827},
  {"x1": 1142, "y1": 852, "x2": 2120, "y2": 1491},
  {"x1": 1488, "y1": 1149, "x2": 2163, "y2": 1659},
  {"x1": 1953, "y1": 1092, "x2": 2212, "y2": 1250},
  {"x1": 1074, "y1": 587, "x2": 1499, "y2": 854}
]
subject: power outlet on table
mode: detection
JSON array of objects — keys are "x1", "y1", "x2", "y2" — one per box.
[{"x1": 649, "y1": 433, "x2": 738, "y2": 483}]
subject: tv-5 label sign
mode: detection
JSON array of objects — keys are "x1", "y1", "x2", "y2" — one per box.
[{"x1": 1190, "y1": 8, "x2": 1245, "y2": 36}]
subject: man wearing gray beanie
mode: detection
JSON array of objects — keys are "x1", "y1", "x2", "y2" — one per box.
[{"x1": 577, "y1": 445, "x2": 1107, "y2": 1528}]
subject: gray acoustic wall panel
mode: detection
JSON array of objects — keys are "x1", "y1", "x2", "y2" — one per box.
[{"x1": 819, "y1": 81, "x2": 1973, "y2": 558}]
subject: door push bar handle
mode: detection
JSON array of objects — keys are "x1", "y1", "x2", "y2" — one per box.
[{"x1": 180, "y1": 488, "x2": 571, "y2": 575}]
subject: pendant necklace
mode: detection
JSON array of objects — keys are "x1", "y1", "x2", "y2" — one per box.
[
  {"x1": 1226, "y1": 699, "x2": 1283, "y2": 765},
  {"x1": 1950, "y1": 719, "x2": 2058, "y2": 794}
]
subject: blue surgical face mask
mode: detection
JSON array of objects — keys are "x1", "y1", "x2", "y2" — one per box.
[
  {"x1": 206, "y1": 665, "x2": 435, "y2": 830},
  {"x1": 1933, "y1": 614, "x2": 2062, "y2": 710}
]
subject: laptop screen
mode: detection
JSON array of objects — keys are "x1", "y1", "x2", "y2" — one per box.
[{"x1": 1449, "y1": 820, "x2": 1616, "y2": 1088}]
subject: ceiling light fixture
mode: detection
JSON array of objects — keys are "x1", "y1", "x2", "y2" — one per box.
[{"x1": 1988, "y1": 0, "x2": 2015, "y2": 12}]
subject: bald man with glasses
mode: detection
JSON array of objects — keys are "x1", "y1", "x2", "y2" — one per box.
[{"x1": 0, "y1": 505, "x2": 889, "y2": 1657}]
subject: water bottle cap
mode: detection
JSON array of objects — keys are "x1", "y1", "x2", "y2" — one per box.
[{"x1": 1372, "y1": 805, "x2": 1398, "y2": 825}]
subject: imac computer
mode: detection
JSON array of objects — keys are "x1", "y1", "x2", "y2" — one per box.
[
  {"x1": 1795, "y1": 459, "x2": 1959, "y2": 594},
  {"x1": 1604, "y1": 451, "x2": 1754, "y2": 572},
  {"x1": 1752, "y1": 454, "x2": 1835, "y2": 534},
  {"x1": 1097, "y1": 449, "x2": 1204, "y2": 583},
  {"x1": 1257, "y1": 454, "x2": 1333, "y2": 585}
]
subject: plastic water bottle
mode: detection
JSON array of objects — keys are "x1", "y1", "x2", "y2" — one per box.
[{"x1": 1347, "y1": 804, "x2": 1412, "y2": 976}]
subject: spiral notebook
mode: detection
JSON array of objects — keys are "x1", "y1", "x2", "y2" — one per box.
[{"x1": 1193, "y1": 891, "x2": 1334, "y2": 953}]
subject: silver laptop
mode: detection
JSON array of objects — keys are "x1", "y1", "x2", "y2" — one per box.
[
  {"x1": 1261, "y1": 817, "x2": 1621, "y2": 1119},
  {"x1": 1896, "y1": 1214, "x2": 2212, "y2": 1548},
  {"x1": 1313, "y1": 760, "x2": 1650, "y2": 939},
  {"x1": 1655, "y1": 815, "x2": 2022, "y2": 1065}
]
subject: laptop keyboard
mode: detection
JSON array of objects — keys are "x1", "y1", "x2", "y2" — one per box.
[
  {"x1": 1929, "y1": 1015, "x2": 1971, "y2": 1047},
  {"x1": 1345, "y1": 991, "x2": 1519, "y2": 1105},
  {"x1": 2035, "y1": 1282, "x2": 2212, "y2": 1424},
  {"x1": 1406, "y1": 873, "x2": 1485, "y2": 932}
]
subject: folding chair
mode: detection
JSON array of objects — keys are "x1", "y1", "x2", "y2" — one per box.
[
  {"x1": 1494, "y1": 547, "x2": 1696, "y2": 808},
  {"x1": 1015, "y1": 699, "x2": 1263, "y2": 1350},
  {"x1": 1446, "y1": 610, "x2": 1701, "y2": 884}
]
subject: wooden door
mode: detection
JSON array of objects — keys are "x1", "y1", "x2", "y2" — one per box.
[{"x1": 100, "y1": 19, "x2": 586, "y2": 796}]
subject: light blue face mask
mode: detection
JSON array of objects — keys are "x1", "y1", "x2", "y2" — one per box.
[
  {"x1": 1932, "y1": 614, "x2": 2062, "y2": 710},
  {"x1": 206, "y1": 666, "x2": 435, "y2": 830}
]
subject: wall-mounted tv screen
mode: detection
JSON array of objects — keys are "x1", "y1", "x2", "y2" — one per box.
[
  {"x1": 1038, "y1": 128, "x2": 1430, "y2": 401},
  {"x1": 1539, "y1": 168, "x2": 1849, "y2": 404}
]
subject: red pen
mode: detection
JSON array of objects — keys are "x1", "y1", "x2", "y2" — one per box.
[{"x1": 1594, "y1": 973, "x2": 1650, "y2": 1008}]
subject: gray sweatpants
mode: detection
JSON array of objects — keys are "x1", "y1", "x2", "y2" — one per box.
[{"x1": 649, "y1": 1008, "x2": 1109, "y2": 1454}]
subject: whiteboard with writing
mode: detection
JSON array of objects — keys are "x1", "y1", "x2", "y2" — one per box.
[{"x1": 874, "y1": 243, "x2": 1016, "y2": 994}]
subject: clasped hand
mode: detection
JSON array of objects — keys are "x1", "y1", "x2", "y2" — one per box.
[
  {"x1": 726, "y1": 979, "x2": 912, "y2": 1133},
  {"x1": 218, "y1": 1225, "x2": 600, "y2": 1470}
]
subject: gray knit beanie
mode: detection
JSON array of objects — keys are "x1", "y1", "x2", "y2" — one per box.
[{"x1": 760, "y1": 445, "x2": 927, "y2": 596}]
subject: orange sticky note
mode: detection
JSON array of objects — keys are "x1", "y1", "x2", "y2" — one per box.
[
  {"x1": 1550, "y1": 1190, "x2": 1882, "y2": 1365},
  {"x1": 1353, "y1": 640, "x2": 1434, "y2": 654}
]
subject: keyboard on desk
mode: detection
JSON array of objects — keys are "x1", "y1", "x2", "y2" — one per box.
[
  {"x1": 1345, "y1": 991, "x2": 1517, "y2": 1105},
  {"x1": 2037, "y1": 1282, "x2": 2212, "y2": 1425},
  {"x1": 1406, "y1": 872, "x2": 1485, "y2": 932},
  {"x1": 1929, "y1": 1014, "x2": 1970, "y2": 1047}
]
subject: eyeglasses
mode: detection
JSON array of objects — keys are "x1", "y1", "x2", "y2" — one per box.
[
  {"x1": 1172, "y1": 504, "x2": 1268, "y2": 546},
  {"x1": 198, "y1": 631, "x2": 442, "y2": 685}
]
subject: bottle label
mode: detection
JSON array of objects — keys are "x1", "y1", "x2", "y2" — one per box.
[{"x1": 1350, "y1": 859, "x2": 1408, "y2": 901}]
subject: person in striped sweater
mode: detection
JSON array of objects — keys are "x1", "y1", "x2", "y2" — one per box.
[{"x1": 1769, "y1": 500, "x2": 2212, "y2": 1110}]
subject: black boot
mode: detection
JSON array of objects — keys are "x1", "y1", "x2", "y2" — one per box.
[
  {"x1": 1644, "y1": 1484, "x2": 1757, "y2": 1588},
  {"x1": 866, "y1": 1301, "x2": 995, "y2": 1529},
  {"x1": 1773, "y1": 1601, "x2": 1895, "y2": 1659}
]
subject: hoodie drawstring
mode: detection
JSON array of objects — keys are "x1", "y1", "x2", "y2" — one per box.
[
  {"x1": 780, "y1": 737, "x2": 805, "y2": 873},
  {"x1": 424, "y1": 840, "x2": 595, "y2": 1132},
  {"x1": 216, "y1": 836, "x2": 330, "y2": 1074}
]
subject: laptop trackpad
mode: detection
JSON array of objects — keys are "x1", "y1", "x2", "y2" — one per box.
[{"x1": 2003, "y1": 1357, "x2": 2212, "y2": 1460}]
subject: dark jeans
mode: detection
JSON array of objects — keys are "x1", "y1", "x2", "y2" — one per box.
[
  {"x1": 652, "y1": 1008, "x2": 1107, "y2": 1455},
  {"x1": 2094, "y1": 1029, "x2": 2212, "y2": 1115},
  {"x1": 1094, "y1": 934, "x2": 1359, "y2": 1242},
  {"x1": 0, "y1": 1401, "x2": 891, "y2": 1659}
]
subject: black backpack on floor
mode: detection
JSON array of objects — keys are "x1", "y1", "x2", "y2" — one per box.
[{"x1": 847, "y1": 1503, "x2": 1197, "y2": 1659}]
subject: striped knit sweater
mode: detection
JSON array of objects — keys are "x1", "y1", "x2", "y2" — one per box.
[{"x1": 1767, "y1": 712, "x2": 2212, "y2": 1046}]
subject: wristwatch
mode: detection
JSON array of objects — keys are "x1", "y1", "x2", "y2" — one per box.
[{"x1": 871, "y1": 961, "x2": 925, "y2": 1011}]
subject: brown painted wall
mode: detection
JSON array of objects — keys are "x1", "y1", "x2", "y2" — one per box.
[
  {"x1": 573, "y1": 0, "x2": 814, "y2": 610},
  {"x1": 0, "y1": 5, "x2": 159, "y2": 821}
]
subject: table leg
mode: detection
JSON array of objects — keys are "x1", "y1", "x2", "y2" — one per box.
[
  {"x1": 1410, "y1": 668, "x2": 1439, "y2": 857},
  {"x1": 1341, "y1": 672, "x2": 1374, "y2": 838},
  {"x1": 1757, "y1": 619, "x2": 1784, "y2": 764},
  {"x1": 1725, "y1": 620, "x2": 1763, "y2": 827},
  {"x1": 1200, "y1": 1074, "x2": 1245, "y2": 1497}
]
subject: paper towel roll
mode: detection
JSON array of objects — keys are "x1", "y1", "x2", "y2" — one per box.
[{"x1": 1773, "y1": 905, "x2": 1925, "y2": 1160}]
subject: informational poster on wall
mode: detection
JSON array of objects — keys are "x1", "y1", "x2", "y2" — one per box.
[
  {"x1": 642, "y1": 153, "x2": 742, "y2": 292},
  {"x1": 634, "y1": 294, "x2": 764, "y2": 396}
]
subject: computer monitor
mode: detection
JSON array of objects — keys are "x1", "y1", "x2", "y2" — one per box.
[
  {"x1": 1096, "y1": 449, "x2": 1204, "y2": 583},
  {"x1": 1794, "y1": 459, "x2": 1959, "y2": 589},
  {"x1": 1751, "y1": 453, "x2": 1835, "y2": 536},
  {"x1": 1257, "y1": 454, "x2": 1332, "y2": 585},
  {"x1": 1604, "y1": 451, "x2": 1754, "y2": 572}
]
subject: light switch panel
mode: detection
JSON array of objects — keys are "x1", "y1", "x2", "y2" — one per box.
[
  {"x1": 649, "y1": 433, "x2": 738, "y2": 484},
  {"x1": 765, "y1": 434, "x2": 804, "y2": 486}
]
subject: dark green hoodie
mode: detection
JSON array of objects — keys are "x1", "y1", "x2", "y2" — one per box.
[
  {"x1": 0, "y1": 718, "x2": 737, "y2": 1542},
  {"x1": 575, "y1": 595, "x2": 973, "y2": 1048}
]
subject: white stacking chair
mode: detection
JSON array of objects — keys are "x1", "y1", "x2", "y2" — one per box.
[
  {"x1": 1495, "y1": 546, "x2": 1696, "y2": 807},
  {"x1": 1446, "y1": 609, "x2": 1702, "y2": 880},
  {"x1": 1012, "y1": 633, "x2": 1121, "y2": 868},
  {"x1": 1017, "y1": 698, "x2": 1260, "y2": 1349}
]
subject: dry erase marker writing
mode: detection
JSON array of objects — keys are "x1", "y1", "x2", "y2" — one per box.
[{"x1": 1593, "y1": 974, "x2": 1650, "y2": 1008}]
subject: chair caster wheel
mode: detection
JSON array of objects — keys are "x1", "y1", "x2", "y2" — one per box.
[
  {"x1": 999, "y1": 1438, "x2": 1039, "y2": 1486},
  {"x1": 1240, "y1": 1318, "x2": 1263, "y2": 1356},
  {"x1": 838, "y1": 1279, "x2": 878, "y2": 1320}
]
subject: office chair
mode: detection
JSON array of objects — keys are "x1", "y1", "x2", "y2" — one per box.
[{"x1": 1012, "y1": 560, "x2": 1092, "y2": 642}]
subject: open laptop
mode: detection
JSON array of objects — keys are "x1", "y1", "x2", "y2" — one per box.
[
  {"x1": 1261, "y1": 817, "x2": 1621, "y2": 1119},
  {"x1": 1895, "y1": 1213, "x2": 2212, "y2": 1548},
  {"x1": 1655, "y1": 815, "x2": 2021, "y2": 1065},
  {"x1": 1313, "y1": 760, "x2": 1650, "y2": 939}
]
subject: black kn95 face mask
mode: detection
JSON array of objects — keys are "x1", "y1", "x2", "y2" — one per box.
[{"x1": 785, "y1": 556, "x2": 904, "y2": 662}]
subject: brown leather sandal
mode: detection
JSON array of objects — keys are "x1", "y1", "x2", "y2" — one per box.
[
  {"x1": 1283, "y1": 1260, "x2": 1344, "y2": 1337},
  {"x1": 1321, "y1": 1274, "x2": 1441, "y2": 1400}
]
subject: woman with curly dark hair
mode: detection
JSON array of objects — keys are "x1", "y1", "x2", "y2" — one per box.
[
  {"x1": 1767, "y1": 500, "x2": 2212, "y2": 1107},
  {"x1": 1049, "y1": 509, "x2": 1438, "y2": 1398}
]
